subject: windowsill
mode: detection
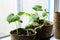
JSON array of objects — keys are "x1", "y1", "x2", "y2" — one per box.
[
  {"x1": 0, "y1": 36, "x2": 10, "y2": 40},
  {"x1": 0, "y1": 36, "x2": 59, "y2": 40},
  {"x1": 0, "y1": 35, "x2": 10, "y2": 39}
]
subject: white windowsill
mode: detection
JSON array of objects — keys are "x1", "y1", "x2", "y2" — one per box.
[{"x1": 0, "y1": 36, "x2": 59, "y2": 40}]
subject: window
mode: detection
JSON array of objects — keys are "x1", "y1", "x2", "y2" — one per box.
[
  {"x1": 0, "y1": 0, "x2": 54, "y2": 38},
  {"x1": 0, "y1": 0, "x2": 17, "y2": 37},
  {"x1": 50, "y1": 0, "x2": 54, "y2": 22}
]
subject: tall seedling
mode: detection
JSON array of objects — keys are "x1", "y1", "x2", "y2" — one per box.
[
  {"x1": 25, "y1": 5, "x2": 49, "y2": 30},
  {"x1": 7, "y1": 12, "x2": 24, "y2": 34}
]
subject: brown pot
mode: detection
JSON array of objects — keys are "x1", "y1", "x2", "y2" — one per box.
[
  {"x1": 29, "y1": 20, "x2": 53, "y2": 40},
  {"x1": 36, "y1": 20, "x2": 53, "y2": 40},
  {"x1": 54, "y1": 12, "x2": 60, "y2": 39},
  {"x1": 10, "y1": 28, "x2": 36, "y2": 40},
  {"x1": 35, "y1": 24, "x2": 53, "y2": 40}
]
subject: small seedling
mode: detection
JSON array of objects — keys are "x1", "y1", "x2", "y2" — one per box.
[
  {"x1": 25, "y1": 5, "x2": 49, "y2": 30},
  {"x1": 7, "y1": 12, "x2": 32, "y2": 35},
  {"x1": 7, "y1": 12, "x2": 24, "y2": 34}
]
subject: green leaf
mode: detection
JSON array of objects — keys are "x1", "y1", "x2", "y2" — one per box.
[
  {"x1": 31, "y1": 14, "x2": 35, "y2": 16},
  {"x1": 7, "y1": 13, "x2": 20, "y2": 23},
  {"x1": 18, "y1": 12, "x2": 24, "y2": 16},
  {"x1": 25, "y1": 26, "x2": 31, "y2": 30},
  {"x1": 32, "y1": 5, "x2": 43, "y2": 11},
  {"x1": 34, "y1": 17, "x2": 39, "y2": 22},
  {"x1": 25, "y1": 13, "x2": 31, "y2": 17},
  {"x1": 29, "y1": 13, "x2": 39, "y2": 22},
  {"x1": 18, "y1": 20, "x2": 23, "y2": 23},
  {"x1": 30, "y1": 17, "x2": 35, "y2": 22},
  {"x1": 25, "y1": 24, "x2": 33, "y2": 30},
  {"x1": 42, "y1": 9, "x2": 49, "y2": 18}
]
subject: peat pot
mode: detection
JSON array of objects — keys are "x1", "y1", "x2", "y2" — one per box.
[
  {"x1": 10, "y1": 28, "x2": 36, "y2": 40},
  {"x1": 35, "y1": 20, "x2": 53, "y2": 40},
  {"x1": 54, "y1": 12, "x2": 60, "y2": 39},
  {"x1": 30, "y1": 20, "x2": 53, "y2": 40}
]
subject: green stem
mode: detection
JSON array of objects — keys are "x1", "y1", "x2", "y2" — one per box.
[
  {"x1": 34, "y1": 19, "x2": 46, "y2": 30},
  {"x1": 27, "y1": 30, "x2": 29, "y2": 36},
  {"x1": 34, "y1": 27, "x2": 39, "y2": 30},
  {"x1": 15, "y1": 22, "x2": 18, "y2": 34}
]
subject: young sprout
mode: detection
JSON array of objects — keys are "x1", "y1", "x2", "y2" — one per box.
[
  {"x1": 25, "y1": 5, "x2": 49, "y2": 30},
  {"x1": 7, "y1": 12, "x2": 32, "y2": 35},
  {"x1": 33, "y1": 5, "x2": 49, "y2": 30},
  {"x1": 7, "y1": 12, "x2": 24, "y2": 34}
]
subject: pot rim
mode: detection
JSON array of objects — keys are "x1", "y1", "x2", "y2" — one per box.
[{"x1": 10, "y1": 28, "x2": 37, "y2": 36}]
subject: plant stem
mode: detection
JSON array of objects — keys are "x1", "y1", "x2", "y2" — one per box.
[
  {"x1": 27, "y1": 30, "x2": 29, "y2": 36},
  {"x1": 34, "y1": 27, "x2": 39, "y2": 30},
  {"x1": 34, "y1": 19, "x2": 46, "y2": 30},
  {"x1": 15, "y1": 22, "x2": 18, "y2": 34}
]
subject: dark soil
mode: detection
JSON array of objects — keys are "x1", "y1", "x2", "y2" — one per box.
[
  {"x1": 27, "y1": 19, "x2": 53, "y2": 40},
  {"x1": 10, "y1": 28, "x2": 36, "y2": 40},
  {"x1": 38, "y1": 19, "x2": 50, "y2": 25},
  {"x1": 35, "y1": 20, "x2": 53, "y2": 40},
  {"x1": 10, "y1": 28, "x2": 36, "y2": 36}
]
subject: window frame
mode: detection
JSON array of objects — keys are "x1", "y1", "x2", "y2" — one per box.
[{"x1": 0, "y1": 0, "x2": 54, "y2": 39}]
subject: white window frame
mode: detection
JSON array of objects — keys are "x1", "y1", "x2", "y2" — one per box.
[{"x1": 50, "y1": 0, "x2": 54, "y2": 22}]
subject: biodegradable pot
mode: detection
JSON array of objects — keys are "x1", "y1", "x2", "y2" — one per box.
[
  {"x1": 54, "y1": 12, "x2": 60, "y2": 39},
  {"x1": 35, "y1": 20, "x2": 53, "y2": 40},
  {"x1": 35, "y1": 24, "x2": 53, "y2": 40},
  {"x1": 10, "y1": 28, "x2": 36, "y2": 40},
  {"x1": 29, "y1": 20, "x2": 53, "y2": 40}
]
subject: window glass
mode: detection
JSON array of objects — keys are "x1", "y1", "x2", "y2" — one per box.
[
  {"x1": 50, "y1": 0, "x2": 54, "y2": 22},
  {"x1": 0, "y1": 0, "x2": 17, "y2": 37}
]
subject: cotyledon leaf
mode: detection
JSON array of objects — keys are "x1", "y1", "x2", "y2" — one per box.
[{"x1": 7, "y1": 13, "x2": 20, "y2": 23}]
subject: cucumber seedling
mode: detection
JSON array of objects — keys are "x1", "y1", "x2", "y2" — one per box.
[
  {"x1": 25, "y1": 5, "x2": 49, "y2": 30},
  {"x1": 7, "y1": 12, "x2": 24, "y2": 34}
]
